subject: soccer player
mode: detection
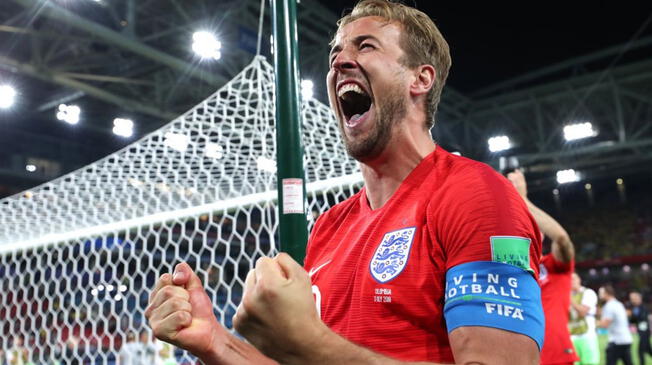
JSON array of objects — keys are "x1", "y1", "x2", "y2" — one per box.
[
  {"x1": 569, "y1": 272, "x2": 600, "y2": 365},
  {"x1": 146, "y1": 1, "x2": 544, "y2": 364},
  {"x1": 507, "y1": 169, "x2": 578, "y2": 365},
  {"x1": 598, "y1": 285, "x2": 633, "y2": 365},
  {"x1": 628, "y1": 291, "x2": 652, "y2": 365}
]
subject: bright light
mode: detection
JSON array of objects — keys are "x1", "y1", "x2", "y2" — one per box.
[
  {"x1": 0, "y1": 85, "x2": 17, "y2": 109},
  {"x1": 256, "y1": 156, "x2": 277, "y2": 173},
  {"x1": 56, "y1": 104, "x2": 81, "y2": 125},
  {"x1": 91, "y1": 288, "x2": 98, "y2": 296},
  {"x1": 488, "y1": 135, "x2": 511, "y2": 152},
  {"x1": 113, "y1": 118, "x2": 134, "y2": 138},
  {"x1": 552, "y1": 189, "x2": 560, "y2": 196},
  {"x1": 192, "y1": 31, "x2": 221, "y2": 60},
  {"x1": 563, "y1": 122, "x2": 597, "y2": 141},
  {"x1": 556, "y1": 169, "x2": 580, "y2": 184},
  {"x1": 164, "y1": 132, "x2": 190, "y2": 152},
  {"x1": 114, "y1": 294, "x2": 123, "y2": 301},
  {"x1": 623, "y1": 265, "x2": 631, "y2": 273},
  {"x1": 119, "y1": 285, "x2": 128, "y2": 292},
  {"x1": 97, "y1": 284, "x2": 105, "y2": 291},
  {"x1": 301, "y1": 79, "x2": 314, "y2": 100},
  {"x1": 205, "y1": 142, "x2": 224, "y2": 159},
  {"x1": 107, "y1": 284, "x2": 114, "y2": 291},
  {"x1": 642, "y1": 263, "x2": 650, "y2": 271},
  {"x1": 616, "y1": 178, "x2": 624, "y2": 185},
  {"x1": 584, "y1": 183, "x2": 592, "y2": 190},
  {"x1": 25, "y1": 164, "x2": 37, "y2": 172}
]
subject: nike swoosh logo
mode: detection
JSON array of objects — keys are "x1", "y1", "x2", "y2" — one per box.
[{"x1": 309, "y1": 260, "x2": 332, "y2": 277}]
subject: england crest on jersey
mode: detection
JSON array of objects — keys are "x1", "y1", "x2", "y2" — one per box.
[{"x1": 369, "y1": 227, "x2": 416, "y2": 283}]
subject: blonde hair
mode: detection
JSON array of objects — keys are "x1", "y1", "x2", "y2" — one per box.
[{"x1": 335, "y1": 0, "x2": 451, "y2": 129}]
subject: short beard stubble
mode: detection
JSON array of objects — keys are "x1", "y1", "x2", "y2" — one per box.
[{"x1": 341, "y1": 86, "x2": 407, "y2": 162}]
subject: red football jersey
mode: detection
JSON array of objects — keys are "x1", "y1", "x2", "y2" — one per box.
[
  {"x1": 304, "y1": 147, "x2": 542, "y2": 363},
  {"x1": 539, "y1": 254, "x2": 578, "y2": 365}
]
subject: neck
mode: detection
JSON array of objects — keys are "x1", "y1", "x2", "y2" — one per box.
[{"x1": 360, "y1": 121, "x2": 435, "y2": 210}]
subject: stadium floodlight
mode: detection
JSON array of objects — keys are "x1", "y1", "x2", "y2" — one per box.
[
  {"x1": 301, "y1": 79, "x2": 314, "y2": 100},
  {"x1": 192, "y1": 31, "x2": 221, "y2": 60},
  {"x1": 0, "y1": 84, "x2": 16, "y2": 109},
  {"x1": 487, "y1": 135, "x2": 511, "y2": 152},
  {"x1": 164, "y1": 132, "x2": 190, "y2": 152},
  {"x1": 112, "y1": 118, "x2": 134, "y2": 138},
  {"x1": 556, "y1": 169, "x2": 580, "y2": 184},
  {"x1": 205, "y1": 142, "x2": 224, "y2": 159},
  {"x1": 56, "y1": 104, "x2": 81, "y2": 125},
  {"x1": 563, "y1": 122, "x2": 597, "y2": 141},
  {"x1": 25, "y1": 164, "x2": 37, "y2": 172}
]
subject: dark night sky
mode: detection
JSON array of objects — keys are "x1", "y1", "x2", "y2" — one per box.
[{"x1": 319, "y1": 1, "x2": 652, "y2": 93}]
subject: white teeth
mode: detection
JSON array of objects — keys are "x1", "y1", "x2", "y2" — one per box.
[{"x1": 337, "y1": 83, "x2": 366, "y2": 97}]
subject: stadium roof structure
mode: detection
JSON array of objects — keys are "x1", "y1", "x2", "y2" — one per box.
[{"x1": 1, "y1": 0, "x2": 651, "y2": 198}]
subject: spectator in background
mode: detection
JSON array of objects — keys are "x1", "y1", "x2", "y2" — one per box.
[
  {"x1": 508, "y1": 169, "x2": 578, "y2": 365},
  {"x1": 569, "y1": 272, "x2": 600, "y2": 365},
  {"x1": 156, "y1": 341, "x2": 177, "y2": 365},
  {"x1": 140, "y1": 330, "x2": 157, "y2": 364},
  {"x1": 6, "y1": 336, "x2": 29, "y2": 365},
  {"x1": 118, "y1": 332, "x2": 141, "y2": 365},
  {"x1": 598, "y1": 284, "x2": 633, "y2": 365},
  {"x1": 629, "y1": 291, "x2": 652, "y2": 364}
]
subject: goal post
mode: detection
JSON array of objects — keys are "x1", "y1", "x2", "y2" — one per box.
[{"x1": 0, "y1": 56, "x2": 361, "y2": 364}]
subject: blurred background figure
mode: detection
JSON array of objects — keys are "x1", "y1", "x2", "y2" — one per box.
[
  {"x1": 139, "y1": 330, "x2": 157, "y2": 363},
  {"x1": 569, "y1": 272, "x2": 600, "y2": 365},
  {"x1": 6, "y1": 336, "x2": 29, "y2": 365},
  {"x1": 598, "y1": 284, "x2": 633, "y2": 365},
  {"x1": 156, "y1": 341, "x2": 178, "y2": 365},
  {"x1": 629, "y1": 291, "x2": 652, "y2": 364},
  {"x1": 118, "y1": 332, "x2": 141, "y2": 365}
]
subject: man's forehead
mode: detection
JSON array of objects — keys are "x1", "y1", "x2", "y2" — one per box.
[{"x1": 332, "y1": 16, "x2": 400, "y2": 45}]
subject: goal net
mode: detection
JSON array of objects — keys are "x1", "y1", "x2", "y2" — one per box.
[{"x1": 0, "y1": 56, "x2": 362, "y2": 364}]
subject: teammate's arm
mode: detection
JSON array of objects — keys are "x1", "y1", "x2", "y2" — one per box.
[{"x1": 508, "y1": 170, "x2": 574, "y2": 263}]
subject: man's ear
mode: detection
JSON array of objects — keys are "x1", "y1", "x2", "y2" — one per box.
[{"x1": 410, "y1": 64, "x2": 436, "y2": 97}]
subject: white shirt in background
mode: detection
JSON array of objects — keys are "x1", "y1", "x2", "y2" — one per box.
[{"x1": 601, "y1": 298, "x2": 633, "y2": 344}]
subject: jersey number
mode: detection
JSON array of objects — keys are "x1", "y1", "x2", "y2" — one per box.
[{"x1": 311, "y1": 285, "x2": 321, "y2": 318}]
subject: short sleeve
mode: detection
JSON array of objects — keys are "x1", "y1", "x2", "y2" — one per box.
[{"x1": 428, "y1": 163, "x2": 542, "y2": 276}]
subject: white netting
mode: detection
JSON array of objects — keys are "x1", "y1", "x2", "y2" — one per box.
[{"x1": 0, "y1": 56, "x2": 362, "y2": 364}]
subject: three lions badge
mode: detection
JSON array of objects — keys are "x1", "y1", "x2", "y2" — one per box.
[{"x1": 369, "y1": 227, "x2": 416, "y2": 283}]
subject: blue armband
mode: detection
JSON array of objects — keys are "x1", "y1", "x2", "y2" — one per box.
[{"x1": 443, "y1": 261, "x2": 544, "y2": 350}]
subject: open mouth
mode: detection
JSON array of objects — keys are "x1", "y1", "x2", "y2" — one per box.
[{"x1": 338, "y1": 83, "x2": 372, "y2": 125}]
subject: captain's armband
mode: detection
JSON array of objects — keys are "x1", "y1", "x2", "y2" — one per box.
[{"x1": 443, "y1": 261, "x2": 544, "y2": 350}]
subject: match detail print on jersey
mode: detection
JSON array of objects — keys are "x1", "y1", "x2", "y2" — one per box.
[
  {"x1": 443, "y1": 261, "x2": 545, "y2": 350},
  {"x1": 369, "y1": 227, "x2": 416, "y2": 283},
  {"x1": 490, "y1": 236, "x2": 533, "y2": 273}
]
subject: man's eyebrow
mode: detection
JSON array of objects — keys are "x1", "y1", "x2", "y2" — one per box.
[{"x1": 329, "y1": 34, "x2": 381, "y2": 58}]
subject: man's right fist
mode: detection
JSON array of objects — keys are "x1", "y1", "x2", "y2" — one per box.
[{"x1": 145, "y1": 262, "x2": 224, "y2": 360}]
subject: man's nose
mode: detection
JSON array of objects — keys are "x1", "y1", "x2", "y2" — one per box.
[{"x1": 331, "y1": 50, "x2": 357, "y2": 72}]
